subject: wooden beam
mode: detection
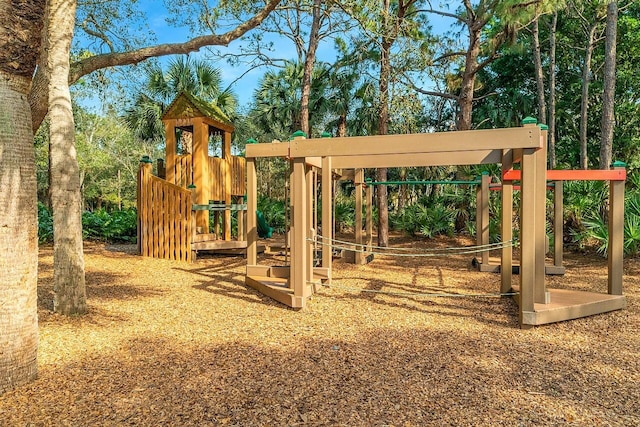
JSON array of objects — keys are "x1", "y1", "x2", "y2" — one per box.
[
  {"x1": 245, "y1": 142, "x2": 289, "y2": 158},
  {"x1": 289, "y1": 127, "x2": 542, "y2": 158},
  {"x1": 330, "y1": 150, "x2": 503, "y2": 169}
]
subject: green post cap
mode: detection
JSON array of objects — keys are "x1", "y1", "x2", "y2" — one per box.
[
  {"x1": 612, "y1": 161, "x2": 626, "y2": 168},
  {"x1": 246, "y1": 138, "x2": 258, "y2": 144},
  {"x1": 522, "y1": 117, "x2": 537, "y2": 125},
  {"x1": 538, "y1": 124, "x2": 549, "y2": 130},
  {"x1": 321, "y1": 131, "x2": 332, "y2": 138},
  {"x1": 481, "y1": 171, "x2": 490, "y2": 175},
  {"x1": 140, "y1": 155, "x2": 153, "y2": 164},
  {"x1": 291, "y1": 130, "x2": 307, "y2": 138},
  {"x1": 187, "y1": 184, "x2": 196, "y2": 189}
]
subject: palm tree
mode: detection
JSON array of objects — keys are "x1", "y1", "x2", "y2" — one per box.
[
  {"x1": 124, "y1": 56, "x2": 236, "y2": 143},
  {"x1": 251, "y1": 61, "x2": 332, "y2": 139},
  {"x1": 0, "y1": 0, "x2": 45, "y2": 394}
]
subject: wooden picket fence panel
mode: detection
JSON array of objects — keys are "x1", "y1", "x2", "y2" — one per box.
[{"x1": 138, "y1": 164, "x2": 193, "y2": 262}]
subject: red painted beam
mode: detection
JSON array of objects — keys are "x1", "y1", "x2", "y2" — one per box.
[{"x1": 503, "y1": 169, "x2": 626, "y2": 182}]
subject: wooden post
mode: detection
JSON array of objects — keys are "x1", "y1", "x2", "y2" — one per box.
[
  {"x1": 355, "y1": 168, "x2": 364, "y2": 264},
  {"x1": 520, "y1": 147, "x2": 537, "y2": 327},
  {"x1": 237, "y1": 196, "x2": 246, "y2": 242},
  {"x1": 306, "y1": 163, "x2": 314, "y2": 277},
  {"x1": 321, "y1": 156, "x2": 333, "y2": 276},
  {"x1": 223, "y1": 131, "x2": 232, "y2": 240},
  {"x1": 501, "y1": 150, "x2": 514, "y2": 293},
  {"x1": 366, "y1": 182, "x2": 373, "y2": 254},
  {"x1": 535, "y1": 125, "x2": 548, "y2": 303},
  {"x1": 608, "y1": 161, "x2": 625, "y2": 295},
  {"x1": 553, "y1": 180, "x2": 563, "y2": 268},
  {"x1": 164, "y1": 119, "x2": 176, "y2": 184},
  {"x1": 480, "y1": 172, "x2": 490, "y2": 266},
  {"x1": 192, "y1": 118, "x2": 210, "y2": 233},
  {"x1": 137, "y1": 158, "x2": 153, "y2": 255},
  {"x1": 291, "y1": 157, "x2": 309, "y2": 307},
  {"x1": 246, "y1": 158, "x2": 257, "y2": 265},
  {"x1": 475, "y1": 181, "x2": 482, "y2": 256}
]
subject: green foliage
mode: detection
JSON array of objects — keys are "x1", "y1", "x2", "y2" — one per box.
[
  {"x1": 573, "y1": 188, "x2": 640, "y2": 257},
  {"x1": 81, "y1": 209, "x2": 138, "y2": 242},
  {"x1": 38, "y1": 203, "x2": 54, "y2": 243},
  {"x1": 390, "y1": 199, "x2": 456, "y2": 238},
  {"x1": 257, "y1": 197, "x2": 287, "y2": 234},
  {"x1": 334, "y1": 196, "x2": 356, "y2": 232},
  {"x1": 38, "y1": 204, "x2": 137, "y2": 243}
]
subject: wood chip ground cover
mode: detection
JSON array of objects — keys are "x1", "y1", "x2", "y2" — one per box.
[{"x1": 1, "y1": 235, "x2": 639, "y2": 426}]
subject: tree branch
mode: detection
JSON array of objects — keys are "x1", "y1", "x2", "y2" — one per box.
[{"x1": 69, "y1": 0, "x2": 281, "y2": 84}]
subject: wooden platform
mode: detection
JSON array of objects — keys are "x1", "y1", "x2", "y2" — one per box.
[
  {"x1": 473, "y1": 257, "x2": 565, "y2": 275},
  {"x1": 245, "y1": 265, "x2": 330, "y2": 308},
  {"x1": 512, "y1": 286, "x2": 626, "y2": 326}
]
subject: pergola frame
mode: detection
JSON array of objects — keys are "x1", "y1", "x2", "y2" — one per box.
[{"x1": 244, "y1": 124, "x2": 626, "y2": 328}]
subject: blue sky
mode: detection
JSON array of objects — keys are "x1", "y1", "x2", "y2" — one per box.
[{"x1": 80, "y1": 1, "x2": 455, "y2": 112}]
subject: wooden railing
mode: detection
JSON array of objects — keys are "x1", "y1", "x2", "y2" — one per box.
[{"x1": 138, "y1": 163, "x2": 193, "y2": 262}]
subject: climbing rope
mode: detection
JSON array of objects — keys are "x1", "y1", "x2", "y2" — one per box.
[{"x1": 308, "y1": 235, "x2": 516, "y2": 258}]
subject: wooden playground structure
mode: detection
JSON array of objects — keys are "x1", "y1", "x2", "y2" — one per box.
[
  {"x1": 137, "y1": 92, "x2": 248, "y2": 262},
  {"x1": 244, "y1": 120, "x2": 627, "y2": 328}
]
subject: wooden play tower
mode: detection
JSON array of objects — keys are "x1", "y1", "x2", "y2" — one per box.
[{"x1": 137, "y1": 92, "x2": 247, "y2": 262}]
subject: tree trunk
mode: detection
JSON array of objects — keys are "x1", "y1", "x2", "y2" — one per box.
[
  {"x1": 299, "y1": 0, "x2": 322, "y2": 136},
  {"x1": 46, "y1": 0, "x2": 87, "y2": 315},
  {"x1": 0, "y1": 0, "x2": 46, "y2": 395},
  {"x1": 579, "y1": 24, "x2": 597, "y2": 170},
  {"x1": 548, "y1": 12, "x2": 558, "y2": 168},
  {"x1": 377, "y1": 32, "x2": 391, "y2": 248},
  {"x1": 599, "y1": 0, "x2": 618, "y2": 170},
  {"x1": 337, "y1": 114, "x2": 347, "y2": 137},
  {"x1": 533, "y1": 16, "x2": 547, "y2": 125},
  {"x1": 457, "y1": 25, "x2": 481, "y2": 130}
]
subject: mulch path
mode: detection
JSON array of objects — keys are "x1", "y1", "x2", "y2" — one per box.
[{"x1": 1, "y1": 234, "x2": 639, "y2": 426}]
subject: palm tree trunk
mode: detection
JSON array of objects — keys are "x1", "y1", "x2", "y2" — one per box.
[
  {"x1": 46, "y1": 0, "x2": 87, "y2": 315},
  {"x1": 457, "y1": 25, "x2": 481, "y2": 131},
  {"x1": 533, "y1": 16, "x2": 547, "y2": 125},
  {"x1": 548, "y1": 12, "x2": 558, "y2": 168},
  {"x1": 0, "y1": 0, "x2": 46, "y2": 395},
  {"x1": 377, "y1": 33, "x2": 391, "y2": 248},
  {"x1": 580, "y1": 24, "x2": 597, "y2": 170},
  {"x1": 300, "y1": 0, "x2": 322, "y2": 136},
  {"x1": 599, "y1": 0, "x2": 618, "y2": 170}
]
